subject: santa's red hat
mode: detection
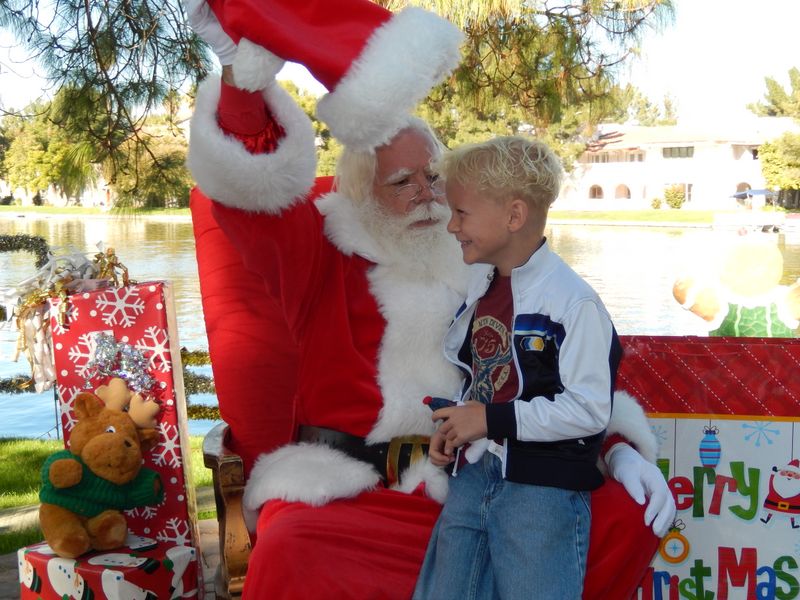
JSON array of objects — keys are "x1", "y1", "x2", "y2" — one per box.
[
  {"x1": 785, "y1": 459, "x2": 800, "y2": 474},
  {"x1": 207, "y1": 0, "x2": 463, "y2": 151}
]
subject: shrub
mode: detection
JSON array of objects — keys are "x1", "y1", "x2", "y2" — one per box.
[
  {"x1": 651, "y1": 197, "x2": 663, "y2": 209},
  {"x1": 664, "y1": 185, "x2": 685, "y2": 209}
]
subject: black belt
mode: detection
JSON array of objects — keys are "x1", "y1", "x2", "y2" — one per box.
[
  {"x1": 765, "y1": 498, "x2": 800, "y2": 511},
  {"x1": 298, "y1": 426, "x2": 430, "y2": 486}
]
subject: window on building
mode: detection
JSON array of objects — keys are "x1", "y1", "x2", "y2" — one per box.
[
  {"x1": 615, "y1": 185, "x2": 631, "y2": 199},
  {"x1": 589, "y1": 185, "x2": 604, "y2": 199},
  {"x1": 662, "y1": 146, "x2": 695, "y2": 159},
  {"x1": 627, "y1": 152, "x2": 644, "y2": 162}
]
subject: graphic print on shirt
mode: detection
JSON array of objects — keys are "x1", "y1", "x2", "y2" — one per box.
[
  {"x1": 471, "y1": 314, "x2": 512, "y2": 404},
  {"x1": 471, "y1": 275, "x2": 519, "y2": 405}
]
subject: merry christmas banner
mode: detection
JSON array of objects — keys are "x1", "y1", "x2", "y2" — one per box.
[{"x1": 618, "y1": 336, "x2": 800, "y2": 600}]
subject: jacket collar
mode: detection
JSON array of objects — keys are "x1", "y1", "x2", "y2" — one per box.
[{"x1": 464, "y1": 238, "x2": 556, "y2": 304}]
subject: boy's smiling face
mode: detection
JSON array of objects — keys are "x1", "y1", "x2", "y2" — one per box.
[{"x1": 445, "y1": 180, "x2": 516, "y2": 273}]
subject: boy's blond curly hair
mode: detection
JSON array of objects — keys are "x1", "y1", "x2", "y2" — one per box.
[{"x1": 434, "y1": 136, "x2": 562, "y2": 210}]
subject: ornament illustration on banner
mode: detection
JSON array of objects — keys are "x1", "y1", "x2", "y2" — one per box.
[
  {"x1": 761, "y1": 458, "x2": 800, "y2": 528},
  {"x1": 698, "y1": 425, "x2": 721, "y2": 468},
  {"x1": 84, "y1": 332, "x2": 156, "y2": 392},
  {"x1": 659, "y1": 519, "x2": 690, "y2": 564}
]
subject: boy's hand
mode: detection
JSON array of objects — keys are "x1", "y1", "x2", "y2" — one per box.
[
  {"x1": 432, "y1": 401, "x2": 488, "y2": 447},
  {"x1": 428, "y1": 430, "x2": 455, "y2": 466}
]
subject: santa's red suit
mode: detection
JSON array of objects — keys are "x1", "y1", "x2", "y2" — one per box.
[
  {"x1": 763, "y1": 460, "x2": 800, "y2": 519},
  {"x1": 188, "y1": 68, "x2": 661, "y2": 597}
]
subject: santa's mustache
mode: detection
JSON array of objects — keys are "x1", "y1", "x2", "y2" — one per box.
[{"x1": 399, "y1": 200, "x2": 451, "y2": 227}]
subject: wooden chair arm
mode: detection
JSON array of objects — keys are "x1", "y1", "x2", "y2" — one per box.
[{"x1": 203, "y1": 422, "x2": 251, "y2": 599}]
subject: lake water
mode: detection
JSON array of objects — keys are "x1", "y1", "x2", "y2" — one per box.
[{"x1": 2, "y1": 214, "x2": 799, "y2": 439}]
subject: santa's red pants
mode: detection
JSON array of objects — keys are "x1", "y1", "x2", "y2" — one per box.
[{"x1": 243, "y1": 479, "x2": 658, "y2": 599}]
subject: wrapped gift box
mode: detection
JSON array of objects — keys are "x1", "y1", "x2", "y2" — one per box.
[
  {"x1": 19, "y1": 280, "x2": 202, "y2": 599},
  {"x1": 19, "y1": 534, "x2": 199, "y2": 599}
]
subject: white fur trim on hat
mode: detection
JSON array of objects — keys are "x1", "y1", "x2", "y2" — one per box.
[
  {"x1": 232, "y1": 38, "x2": 285, "y2": 92},
  {"x1": 242, "y1": 443, "x2": 381, "y2": 522},
  {"x1": 315, "y1": 7, "x2": 463, "y2": 151},
  {"x1": 606, "y1": 390, "x2": 658, "y2": 464},
  {"x1": 187, "y1": 75, "x2": 316, "y2": 213}
]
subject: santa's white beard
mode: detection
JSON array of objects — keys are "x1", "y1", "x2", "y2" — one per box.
[
  {"x1": 357, "y1": 198, "x2": 463, "y2": 278},
  {"x1": 772, "y1": 474, "x2": 800, "y2": 500}
]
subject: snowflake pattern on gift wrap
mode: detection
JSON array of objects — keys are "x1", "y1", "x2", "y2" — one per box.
[
  {"x1": 94, "y1": 287, "x2": 146, "y2": 328},
  {"x1": 56, "y1": 383, "x2": 83, "y2": 431},
  {"x1": 125, "y1": 505, "x2": 160, "y2": 521},
  {"x1": 66, "y1": 332, "x2": 99, "y2": 379},
  {"x1": 136, "y1": 326, "x2": 171, "y2": 374},
  {"x1": 742, "y1": 421, "x2": 780, "y2": 447},
  {"x1": 156, "y1": 517, "x2": 192, "y2": 546},
  {"x1": 154, "y1": 422, "x2": 182, "y2": 469}
]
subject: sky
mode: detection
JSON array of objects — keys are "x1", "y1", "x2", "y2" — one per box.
[
  {"x1": 0, "y1": 0, "x2": 798, "y2": 122},
  {"x1": 622, "y1": 0, "x2": 800, "y2": 122}
]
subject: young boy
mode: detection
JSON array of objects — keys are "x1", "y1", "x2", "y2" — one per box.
[{"x1": 413, "y1": 136, "x2": 622, "y2": 599}]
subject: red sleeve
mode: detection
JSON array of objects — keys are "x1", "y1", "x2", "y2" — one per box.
[
  {"x1": 600, "y1": 433, "x2": 628, "y2": 459},
  {"x1": 217, "y1": 80, "x2": 286, "y2": 154}
]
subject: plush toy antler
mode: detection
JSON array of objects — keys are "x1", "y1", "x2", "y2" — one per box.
[
  {"x1": 95, "y1": 377, "x2": 160, "y2": 428},
  {"x1": 128, "y1": 393, "x2": 161, "y2": 429},
  {"x1": 95, "y1": 378, "x2": 130, "y2": 411}
]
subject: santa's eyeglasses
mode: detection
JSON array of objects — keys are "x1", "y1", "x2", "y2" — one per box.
[
  {"x1": 779, "y1": 469, "x2": 800, "y2": 479},
  {"x1": 390, "y1": 177, "x2": 446, "y2": 203}
]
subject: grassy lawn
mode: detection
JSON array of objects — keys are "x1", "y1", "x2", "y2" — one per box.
[
  {"x1": 548, "y1": 209, "x2": 720, "y2": 223},
  {"x1": 0, "y1": 435, "x2": 214, "y2": 555}
]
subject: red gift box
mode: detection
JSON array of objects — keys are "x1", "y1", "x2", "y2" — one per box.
[
  {"x1": 18, "y1": 281, "x2": 202, "y2": 599},
  {"x1": 19, "y1": 534, "x2": 199, "y2": 599}
]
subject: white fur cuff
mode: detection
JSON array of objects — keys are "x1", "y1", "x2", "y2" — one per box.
[
  {"x1": 607, "y1": 390, "x2": 658, "y2": 464},
  {"x1": 242, "y1": 443, "x2": 381, "y2": 516},
  {"x1": 315, "y1": 7, "x2": 463, "y2": 151},
  {"x1": 187, "y1": 75, "x2": 317, "y2": 213}
]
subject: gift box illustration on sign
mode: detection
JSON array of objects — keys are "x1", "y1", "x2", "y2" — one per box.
[{"x1": 18, "y1": 280, "x2": 203, "y2": 599}]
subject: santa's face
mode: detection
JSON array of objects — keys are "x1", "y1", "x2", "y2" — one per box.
[
  {"x1": 372, "y1": 128, "x2": 447, "y2": 228},
  {"x1": 772, "y1": 467, "x2": 800, "y2": 499}
]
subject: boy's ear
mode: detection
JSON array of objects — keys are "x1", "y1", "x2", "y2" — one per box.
[{"x1": 507, "y1": 198, "x2": 528, "y2": 232}]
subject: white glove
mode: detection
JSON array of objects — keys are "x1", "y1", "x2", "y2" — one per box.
[
  {"x1": 606, "y1": 443, "x2": 676, "y2": 538},
  {"x1": 185, "y1": 0, "x2": 237, "y2": 65}
]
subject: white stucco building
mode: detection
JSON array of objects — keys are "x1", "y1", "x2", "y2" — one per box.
[{"x1": 555, "y1": 116, "x2": 799, "y2": 210}]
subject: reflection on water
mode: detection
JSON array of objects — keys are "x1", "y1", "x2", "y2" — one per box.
[
  {"x1": 1, "y1": 215, "x2": 799, "y2": 437},
  {"x1": 547, "y1": 225, "x2": 800, "y2": 336}
]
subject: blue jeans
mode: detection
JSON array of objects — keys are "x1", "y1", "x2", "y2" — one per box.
[{"x1": 413, "y1": 451, "x2": 591, "y2": 599}]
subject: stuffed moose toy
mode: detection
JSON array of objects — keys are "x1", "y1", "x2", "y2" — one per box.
[{"x1": 38, "y1": 377, "x2": 163, "y2": 558}]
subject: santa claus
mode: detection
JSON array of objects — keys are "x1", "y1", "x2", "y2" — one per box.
[
  {"x1": 762, "y1": 459, "x2": 800, "y2": 528},
  {"x1": 186, "y1": 1, "x2": 676, "y2": 598}
]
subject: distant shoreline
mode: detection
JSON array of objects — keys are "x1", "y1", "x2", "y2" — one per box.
[
  {"x1": 3, "y1": 206, "x2": 796, "y2": 231},
  {"x1": 0, "y1": 210, "x2": 192, "y2": 223}
]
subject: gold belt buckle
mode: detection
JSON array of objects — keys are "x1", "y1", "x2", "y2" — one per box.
[
  {"x1": 779, "y1": 501, "x2": 790, "y2": 510},
  {"x1": 386, "y1": 435, "x2": 430, "y2": 486}
]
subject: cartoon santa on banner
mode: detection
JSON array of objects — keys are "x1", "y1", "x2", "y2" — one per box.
[{"x1": 762, "y1": 458, "x2": 800, "y2": 528}]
